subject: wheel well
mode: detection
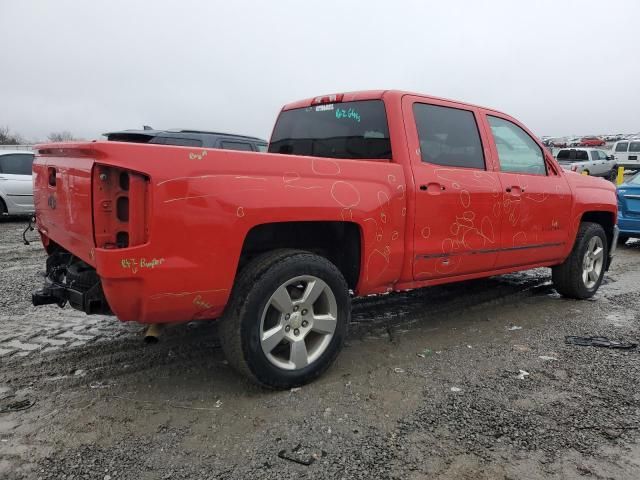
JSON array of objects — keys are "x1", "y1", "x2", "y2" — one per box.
[
  {"x1": 581, "y1": 211, "x2": 615, "y2": 247},
  {"x1": 239, "y1": 222, "x2": 362, "y2": 290},
  {"x1": 0, "y1": 196, "x2": 6, "y2": 214}
]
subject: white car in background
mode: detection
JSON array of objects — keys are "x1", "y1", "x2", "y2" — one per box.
[
  {"x1": 611, "y1": 140, "x2": 640, "y2": 169},
  {"x1": 0, "y1": 150, "x2": 35, "y2": 215},
  {"x1": 555, "y1": 148, "x2": 617, "y2": 180}
]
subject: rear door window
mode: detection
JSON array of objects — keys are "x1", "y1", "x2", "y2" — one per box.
[
  {"x1": 220, "y1": 141, "x2": 253, "y2": 151},
  {"x1": 615, "y1": 142, "x2": 629, "y2": 152},
  {"x1": 413, "y1": 103, "x2": 485, "y2": 169},
  {"x1": 488, "y1": 116, "x2": 546, "y2": 175},
  {"x1": 629, "y1": 142, "x2": 640, "y2": 153},
  {"x1": 269, "y1": 100, "x2": 391, "y2": 160},
  {"x1": 0, "y1": 154, "x2": 34, "y2": 175}
]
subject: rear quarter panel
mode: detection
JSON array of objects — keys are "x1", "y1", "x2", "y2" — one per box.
[{"x1": 87, "y1": 142, "x2": 407, "y2": 322}]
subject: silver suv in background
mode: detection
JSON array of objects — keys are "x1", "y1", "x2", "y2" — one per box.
[
  {"x1": 555, "y1": 148, "x2": 617, "y2": 180},
  {"x1": 0, "y1": 150, "x2": 35, "y2": 215}
]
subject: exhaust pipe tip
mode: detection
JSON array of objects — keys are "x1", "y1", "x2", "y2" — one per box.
[{"x1": 144, "y1": 324, "x2": 164, "y2": 344}]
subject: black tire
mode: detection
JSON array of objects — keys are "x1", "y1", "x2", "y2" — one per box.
[
  {"x1": 0, "y1": 197, "x2": 6, "y2": 215},
  {"x1": 552, "y1": 222, "x2": 608, "y2": 299},
  {"x1": 219, "y1": 249, "x2": 350, "y2": 389},
  {"x1": 608, "y1": 168, "x2": 618, "y2": 182}
]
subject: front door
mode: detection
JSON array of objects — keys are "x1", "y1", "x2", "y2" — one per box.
[
  {"x1": 402, "y1": 97, "x2": 502, "y2": 280},
  {"x1": 482, "y1": 113, "x2": 572, "y2": 268}
]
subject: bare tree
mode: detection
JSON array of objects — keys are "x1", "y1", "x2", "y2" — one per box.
[
  {"x1": 0, "y1": 126, "x2": 25, "y2": 145},
  {"x1": 47, "y1": 131, "x2": 77, "y2": 142}
]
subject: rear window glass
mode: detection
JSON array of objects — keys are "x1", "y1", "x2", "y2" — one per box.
[
  {"x1": 0, "y1": 154, "x2": 34, "y2": 175},
  {"x1": 615, "y1": 142, "x2": 629, "y2": 152},
  {"x1": 269, "y1": 100, "x2": 391, "y2": 160},
  {"x1": 256, "y1": 144, "x2": 268, "y2": 152},
  {"x1": 149, "y1": 137, "x2": 202, "y2": 147},
  {"x1": 629, "y1": 142, "x2": 640, "y2": 152},
  {"x1": 221, "y1": 141, "x2": 253, "y2": 151},
  {"x1": 557, "y1": 150, "x2": 588, "y2": 161}
]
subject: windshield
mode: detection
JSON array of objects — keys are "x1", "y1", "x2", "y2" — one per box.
[
  {"x1": 557, "y1": 149, "x2": 588, "y2": 162},
  {"x1": 269, "y1": 100, "x2": 391, "y2": 160},
  {"x1": 629, "y1": 172, "x2": 640, "y2": 185}
]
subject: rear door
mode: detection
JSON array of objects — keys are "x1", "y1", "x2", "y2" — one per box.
[
  {"x1": 0, "y1": 153, "x2": 34, "y2": 210},
  {"x1": 628, "y1": 141, "x2": 640, "y2": 168},
  {"x1": 482, "y1": 113, "x2": 572, "y2": 268},
  {"x1": 590, "y1": 150, "x2": 605, "y2": 175},
  {"x1": 613, "y1": 141, "x2": 629, "y2": 166},
  {"x1": 402, "y1": 96, "x2": 502, "y2": 280}
]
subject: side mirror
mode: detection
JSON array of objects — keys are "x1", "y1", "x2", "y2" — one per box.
[{"x1": 607, "y1": 155, "x2": 614, "y2": 161}]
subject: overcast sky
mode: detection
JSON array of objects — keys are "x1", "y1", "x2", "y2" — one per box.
[{"x1": 1, "y1": 0, "x2": 639, "y2": 142}]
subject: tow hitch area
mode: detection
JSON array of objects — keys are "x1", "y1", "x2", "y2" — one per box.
[{"x1": 32, "y1": 252, "x2": 112, "y2": 315}]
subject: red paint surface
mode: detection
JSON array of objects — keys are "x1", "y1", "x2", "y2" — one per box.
[{"x1": 33, "y1": 91, "x2": 617, "y2": 324}]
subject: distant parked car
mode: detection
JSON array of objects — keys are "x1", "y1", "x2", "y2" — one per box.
[
  {"x1": 579, "y1": 136, "x2": 606, "y2": 147},
  {"x1": 105, "y1": 128, "x2": 268, "y2": 152},
  {"x1": 556, "y1": 148, "x2": 617, "y2": 179},
  {"x1": 611, "y1": 140, "x2": 640, "y2": 169},
  {"x1": 0, "y1": 150, "x2": 35, "y2": 215},
  {"x1": 550, "y1": 138, "x2": 568, "y2": 148},
  {"x1": 617, "y1": 171, "x2": 640, "y2": 244}
]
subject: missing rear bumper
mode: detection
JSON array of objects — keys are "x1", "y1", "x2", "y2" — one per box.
[{"x1": 32, "y1": 252, "x2": 112, "y2": 315}]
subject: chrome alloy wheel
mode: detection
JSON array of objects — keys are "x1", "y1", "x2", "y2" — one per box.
[
  {"x1": 259, "y1": 275, "x2": 338, "y2": 370},
  {"x1": 582, "y1": 236, "x2": 604, "y2": 289}
]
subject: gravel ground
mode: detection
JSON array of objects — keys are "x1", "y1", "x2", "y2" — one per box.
[{"x1": 1, "y1": 217, "x2": 640, "y2": 479}]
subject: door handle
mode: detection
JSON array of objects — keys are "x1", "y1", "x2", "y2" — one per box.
[
  {"x1": 420, "y1": 183, "x2": 446, "y2": 193},
  {"x1": 506, "y1": 186, "x2": 525, "y2": 195}
]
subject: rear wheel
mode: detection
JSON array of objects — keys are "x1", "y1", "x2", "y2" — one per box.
[
  {"x1": 552, "y1": 222, "x2": 607, "y2": 299},
  {"x1": 609, "y1": 167, "x2": 619, "y2": 182},
  {"x1": 219, "y1": 249, "x2": 350, "y2": 389}
]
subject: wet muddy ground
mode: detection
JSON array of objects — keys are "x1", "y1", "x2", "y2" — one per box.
[{"x1": 1, "y1": 217, "x2": 640, "y2": 479}]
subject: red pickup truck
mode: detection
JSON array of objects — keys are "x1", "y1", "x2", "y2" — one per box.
[{"x1": 32, "y1": 90, "x2": 619, "y2": 388}]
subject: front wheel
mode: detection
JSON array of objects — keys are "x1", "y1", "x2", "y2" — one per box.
[
  {"x1": 219, "y1": 249, "x2": 350, "y2": 389},
  {"x1": 552, "y1": 222, "x2": 607, "y2": 299}
]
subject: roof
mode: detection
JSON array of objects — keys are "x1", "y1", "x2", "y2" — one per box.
[{"x1": 281, "y1": 89, "x2": 507, "y2": 116}]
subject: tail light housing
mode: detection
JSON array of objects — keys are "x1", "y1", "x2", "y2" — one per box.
[{"x1": 93, "y1": 165, "x2": 149, "y2": 248}]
